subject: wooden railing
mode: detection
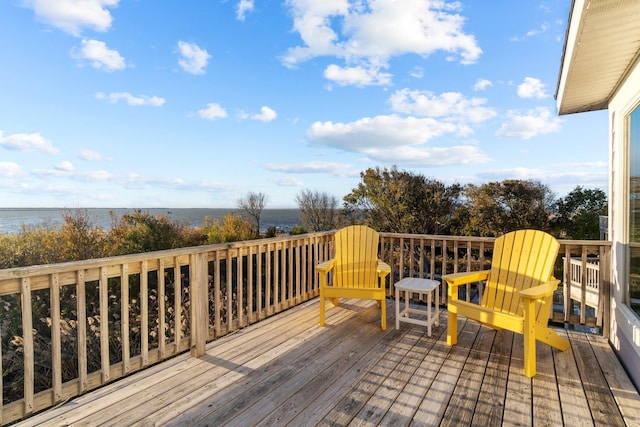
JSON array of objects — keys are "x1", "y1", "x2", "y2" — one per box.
[
  {"x1": 379, "y1": 233, "x2": 611, "y2": 333},
  {"x1": 0, "y1": 232, "x2": 333, "y2": 425},
  {"x1": 0, "y1": 231, "x2": 611, "y2": 425}
]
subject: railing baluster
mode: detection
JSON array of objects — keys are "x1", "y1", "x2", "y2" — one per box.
[
  {"x1": 158, "y1": 258, "x2": 166, "y2": 358},
  {"x1": 99, "y1": 267, "x2": 109, "y2": 383},
  {"x1": 77, "y1": 270, "x2": 87, "y2": 393},
  {"x1": 172, "y1": 257, "x2": 180, "y2": 353},
  {"x1": 122, "y1": 263, "x2": 130, "y2": 374},
  {"x1": 141, "y1": 260, "x2": 149, "y2": 366},
  {"x1": 50, "y1": 273, "x2": 62, "y2": 403},
  {"x1": 21, "y1": 277, "x2": 34, "y2": 415}
]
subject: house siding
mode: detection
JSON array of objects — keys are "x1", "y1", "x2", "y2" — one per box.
[{"x1": 610, "y1": 57, "x2": 640, "y2": 390}]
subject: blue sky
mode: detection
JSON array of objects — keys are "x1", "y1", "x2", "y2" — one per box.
[{"x1": 0, "y1": 0, "x2": 608, "y2": 208}]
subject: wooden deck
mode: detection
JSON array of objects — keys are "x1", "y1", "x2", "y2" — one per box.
[{"x1": 14, "y1": 298, "x2": 640, "y2": 427}]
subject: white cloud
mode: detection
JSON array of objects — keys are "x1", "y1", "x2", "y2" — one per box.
[
  {"x1": 409, "y1": 67, "x2": 424, "y2": 79},
  {"x1": 271, "y1": 176, "x2": 304, "y2": 187},
  {"x1": 511, "y1": 23, "x2": 550, "y2": 42},
  {"x1": 250, "y1": 106, "x2": 277, "y2": 122},
  {"x1": 96, "y1": 92, "x2": 166, "y2": 106},
  {"x1": 495, "y1": 107, "x2": 562, "y2": 139},
  {"x1": 323, "y1": 64, "x2": 392, "y2": 87},
  {"x1": 0, "y1": 162, "x2": 23, "y2": 178},
  {"x1": 305, "y1": 113, "x2": 490, "y2": 167},
  {"x1": 0, "y1": 131, "x2": 59, "y2": 155},
  {"x1": 197, "y1": 103, "x2": 228, "y2": 120},
  {"x1": 55, "y1": 161, "x2": 75, "y2": 171},
  {"x1": 236, "y1": 0, "x2": 254, "y2": 21},
  {"x1": 73, "y1": 38, "x2": 126, "y2": 72},
  {"x1": 282, "y1": 0, "x2": 481, "y2": 86},
  {"x1": 265, "y1": 161, "x2": 356, "y2": 176},
  {"x1": 517, "y1": 77, "x2": 549, "y2": 99},
  {"x1": 79, "y1": 149, "x2": 106, "y2": 161},
  {"x1": 307, "y1": 115, "x2": 461, "y2": 151},
  {"x1": 474, "y1": 78, "x2": 492, "y2": 91},
  {"x1": 23, "y1": 0, "x2": 119, "y2": 36},
  {"x1": 389, "y1": 89, "x2": 497, "y2": 123},
  {"x1": 177, "y1": 41, "x2": 211, "y2": 75},
  {"x1": 365, "y1": 144, "x2": 490, "y2": 166}
]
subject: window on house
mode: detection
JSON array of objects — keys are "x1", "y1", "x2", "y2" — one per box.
[{"x1": 629, "y1": 105, "x2": 640, "y2": 317}]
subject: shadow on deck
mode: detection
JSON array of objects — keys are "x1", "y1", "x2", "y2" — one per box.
[{"x1": 13, "y1": 298, "x2": 640, "y2": 426}]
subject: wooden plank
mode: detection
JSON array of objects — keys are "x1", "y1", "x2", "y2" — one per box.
[
  {"x1": 211, "y1": 303, "x2": 395, "y2": 426},
  {"x1": 133, "y1": 300, "x2": 361, "y2": 426},
  {"x1": 503, "y1": 332, "x2": 532, "y2": 427},
  {"x1": 286, "y1": 306, "x2": 433, "y2": 426},
  {"x1": 440, "y1": 326, "x2": 496, "y2": 426},
  {"x1": 586, "y1": 333, "x2": 640, "y2": 426},
  {"x1": 336, "y1": 327, "x2": 428, "y2": 426},
  {"x1": 531, "y1": 341, "x2": 563, "y2": 426},
  {"x1": 553, "y1": 328, "x2": 593, "y2": 426},
  {"x1": 471, "y1": 330, "x2": 514, "y2": 426},
  {"x1": 570, "y1": 331, "x2": 626, "y2": 426},
  {"x1": 317, "y1": 319, "x2": 425, "y2": 425},
  {"x1": 18, "y1": 298, "x2": 327, "y2": 426},
  {"x1": 377, "y1": 313, "x2": 450, "y2": 425},
  {"x1": 409, "y1": 318, "x2": 481, "y2": 426}
]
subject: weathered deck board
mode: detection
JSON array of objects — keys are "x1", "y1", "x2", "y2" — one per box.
[{"x1": 12, "y1": 298, "x2": 640, "y2": 427}]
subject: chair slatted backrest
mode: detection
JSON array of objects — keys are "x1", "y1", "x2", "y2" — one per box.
[
  {"x1": 333, "y1": 225, "x2": 380, "y2": 289},
  {"x1": 481, "y1": 230, "x2": 560, "y2": 317}
]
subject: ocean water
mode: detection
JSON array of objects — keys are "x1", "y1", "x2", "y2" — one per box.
[{"x1": 0, "y1": 208, "x2": 302, "y2": 235}]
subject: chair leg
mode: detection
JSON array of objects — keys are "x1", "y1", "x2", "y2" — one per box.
[
  {"x1": 447, "y1": 310, "x2": 458, "y2": 345},
  {"x1": 536, "y1": 325, "x2": 570, "y2": 351},
  {"x1": 523, "y1": 300, "x2": 537, "y2": 377},
  {"x1": 381, "y1": 297, "x2": 386, "y2": 330},
  {"x1": 319, "y1": 287, "x2": 325, "y2": 326}
]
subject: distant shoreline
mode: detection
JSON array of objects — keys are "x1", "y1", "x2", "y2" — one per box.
[{"x1": 0, "y1": 208, "x2": 301, "y2": 235}]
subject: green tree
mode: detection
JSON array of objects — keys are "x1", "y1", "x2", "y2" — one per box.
[
  {"x1": 461, "y1": 179, "x2": 555, "y2": 237},
  {"x1": 295, "y1": 189, "x2": 339, "y2": 232},
  {"x1": 342, "y1": 166, "x2": 463, "y2": 234},
  {"x1": 552, "y1": 186, "x2": 607, "y2": 239}
]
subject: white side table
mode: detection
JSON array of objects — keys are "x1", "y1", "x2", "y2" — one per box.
[{"x1": 395, "y1": 277, "x2": 440, "y2": 336}]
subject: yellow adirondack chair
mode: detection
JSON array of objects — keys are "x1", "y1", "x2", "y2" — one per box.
[
  {"x1": 317, "y1": 225, "x2": 391, "y2": 330},
  {"x1": 443, "y1": 229, "x2": 569, "y2": 377}
]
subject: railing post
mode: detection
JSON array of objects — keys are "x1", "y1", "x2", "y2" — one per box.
[{"x1": 190, "y1": 252, "x2": 208, "y2": 358}]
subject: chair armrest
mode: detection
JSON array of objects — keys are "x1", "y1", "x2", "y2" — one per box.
[
  {"x1": 519, "y1": 278, "x2": 560, "y2": 300},
  {"x1": 377, "y1": 260, "x2": 391, "y2": 277},
  {"x1": 317, "y1": 259, "x2": 335, "y2": 273},
  {"x1": 442, "y1": 270, "x2": 490, "y2": 289}
]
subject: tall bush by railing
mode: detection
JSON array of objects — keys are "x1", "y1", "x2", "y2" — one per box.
[{"x1": 0, "y1": 231, "x2": 611, "y2": 425}]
